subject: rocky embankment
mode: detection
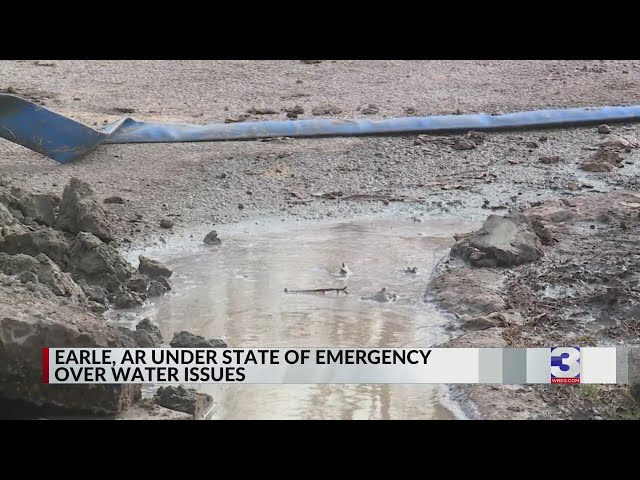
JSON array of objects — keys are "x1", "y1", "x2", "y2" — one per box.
[
  {"x1": 430, "y1": 191, "x2": 640, "y2": 419},
  {"x1": 0, "y1": 177, "x2": 213, "y2": 419}
]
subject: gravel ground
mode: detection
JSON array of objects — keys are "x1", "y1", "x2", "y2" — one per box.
[
  {"x1": 3, "y1": 60, "x2": 640, "y2": 247},
  {"x1": 2, "y1": 60, "x2": 640, "y2": 419},
  {"x1": 3, "y1": 60, "x2": 640, "y2": 124}
]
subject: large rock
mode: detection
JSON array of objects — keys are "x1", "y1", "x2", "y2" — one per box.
[
  {"x1": 170, "y1": 331, "x2": 227, "y2": 348},
  {"x1": 138, "y1": 256, "x2": 172, "y2": 279},
  {"x1": 451, "y1": 214, "x2": 543, "y2": 267},
  {"x1": 0, "y1": 226, "x2": 71, "y2": 267},
  {"x1": 0, "y1": 253, "x2": 85, "y2": 301},
  {"x1": 134, "y1": 318, "x2": 163, "y2": 347},
  {"x1": 0, "y1": 285, "x2": 140, "y2": 415},
  {"x1": 153, "y1": 386, "x2": 213, "y2": 418},
  {"x1": 68, "y1": 232, "x2": 134, "y2": 292},
  {"x1": 56, "y1": 178, "x2": 114, "y2": 242}
]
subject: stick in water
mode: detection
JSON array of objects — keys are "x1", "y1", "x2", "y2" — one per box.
[{"x1": 284, "y1": 286, "x2": 349, "y2": 295}]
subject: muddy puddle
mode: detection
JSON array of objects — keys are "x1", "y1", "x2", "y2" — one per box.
[{"x1": 111, "y1": 215, "x2": 477, "y2": 419}]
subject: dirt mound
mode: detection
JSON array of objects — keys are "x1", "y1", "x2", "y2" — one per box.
[
  {"x1": 433, "y1": 191, "x2": 640, "y2": 420},
  {"x1": 0, "y1": 178, "x2": 180, "y2": 416}
]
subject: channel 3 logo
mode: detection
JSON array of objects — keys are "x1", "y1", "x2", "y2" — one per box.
[{"x1": 550, "y1": 347, "x2": 581, "y2": 384}]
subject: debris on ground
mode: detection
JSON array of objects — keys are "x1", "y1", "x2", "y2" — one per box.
[
  {"x1": 312, "y1": 104, "x2": 342, "y2": 116},
  {"x1": 104, "y1": 196, "x2": 125, "y2": 204},
  {"x1": 539, "y1": 155, "x2": 561, "y2": 164},
  {"x1": 362, "y1": 288, "x2": 397, "y2": 303},
  {"x1": 284, "y1": 105, "x2": 305, "y2": 115},
  {"x1": 596, "y1": 134, "x2": 640, "y2": 150},
  {"x1": 465, "y1": 130, "x2": 487, "y2": 145},
  {"x1": 581, "y1": 147, "x2": 624, "y2": 172},
  {"x1": 203, "y1": 230, "x2": 222, "y2": 245},
  {"x1": 414, "y1": 135, "x2": 430, "y2": 145},
  {"x1": 110, "y1": 107, "x2": 137, "y2": 114},
  {"x1": 159, "y1": 218, "x2": 174, "y2": 229},
  {"x1": 285, "y1": 286, "x2": 349, "y2": 295},
  {"x1": 246, "y1": 107, "x2": 278, "y2": 115},
  {"x1": 361, "y1": 104, "x2": 380, "y2": 115},
  {"x1": 285, "y1": 105, "x2": 305, "y2": 118},
  {"x1": 441, "y1": 184, "x2": 464, "y2": 191},
  {"x1": 452, "y1": 138, "x2": 477, "y2": 151},
  {"x1": 224, "y1": 114, "x2": 249, "y2": 123}
]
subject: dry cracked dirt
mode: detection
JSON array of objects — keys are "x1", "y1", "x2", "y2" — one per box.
[{"x1": 1, "y1": 60, "x2": 640, "y2": 419}]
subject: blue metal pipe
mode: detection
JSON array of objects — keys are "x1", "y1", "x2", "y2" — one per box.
[
  {"x1": 105, "y1": 105, "x2": 640, "y2": 145},
  {"x1": 3, "y1": 92, "x2": 640, "y2": 164}
]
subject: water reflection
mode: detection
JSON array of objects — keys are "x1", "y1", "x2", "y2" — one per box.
[{"x1": 117, "y1": 217, "x2": 472, "y2": 419}]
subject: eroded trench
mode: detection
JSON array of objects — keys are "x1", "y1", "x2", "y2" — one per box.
[{"x1": 110, "y1": 215, "x2": 479, "y2": 420}]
